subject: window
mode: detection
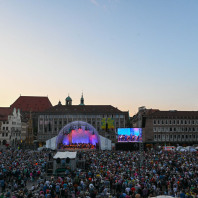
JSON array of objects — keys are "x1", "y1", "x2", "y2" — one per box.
[
  {"x1": 6, "y1": 127, "x2": 8, "y2": 130},
  {"x1": 2, "y1": 133, "x2": 4, "y2": 137},
  {"x1": 6, "y1": 133, "x2": 8, "y2": 137},
  {"x1": 170, "y1": 135, "x2": 172, "y2": 138},
  {"x1": 186, "y1": 135, "x2": 188, "y2": 139},
  {"x1": 169, "y1": 120, "x2": 172, "y2": 125},
  {"x1": 153, "y1": 120, "x2": 156, "y2": 125},
  {"x1": 181, "y1": 120, "x2": 183, "y2": 124}
]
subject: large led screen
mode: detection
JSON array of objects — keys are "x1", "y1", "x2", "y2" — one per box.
[{"x1": 117, "y1": 128, "x2": 142, "y2": 142}]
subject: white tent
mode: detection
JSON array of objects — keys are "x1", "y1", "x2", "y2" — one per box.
[
  {"x1": 185, "y1": 146, "x2": 196, "y2": 152},
  {"x1": 46, "y1": 136, "x2": 57, "y2": 150},
  {"x1": 53, "y1": 151, "x2": 77, "y2": 172},
  {"x1": 100, "y1": 135, "x2": 112, "y2": 150},
  {"x1": 53, "y1": 151, "x2": 77, "y2": 159}
]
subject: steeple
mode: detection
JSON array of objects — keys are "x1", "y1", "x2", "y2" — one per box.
[
  {"x1": 79, "y1": 93, "x2": 84, "y2": 105},
  {"x1": 58, "y1": 100, "x2": 62, "y2": 106},
  {"x1": 65, "y1": 94, "x2": 72, "y2": 106}
]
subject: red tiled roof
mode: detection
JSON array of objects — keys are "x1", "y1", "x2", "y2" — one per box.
[
  {"x1": 10, "y1": 96, "x2": 52, "y2": 112},
  {"x1": 0, "y1": 107, "x2": 12, "y2": 121}
]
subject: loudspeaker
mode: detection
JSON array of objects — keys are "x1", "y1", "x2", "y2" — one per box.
[
  {"x1": 66, "y1": 157, "x2": 70, "y2": 163},
  {"x1": 56, "y1": 158, "x2": 61, "y2": 164},
  {"x1": 142, "y1": 117, "x2": 146, "y2": 128}
]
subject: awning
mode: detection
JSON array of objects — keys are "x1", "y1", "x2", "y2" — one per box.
[{"x1": 53, "y1": 151, "x2": 77, "y2": 159}]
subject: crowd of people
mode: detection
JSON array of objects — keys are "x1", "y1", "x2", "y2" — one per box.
[{"x1": 0, "y1": 147, "x2": 198, "y2": 198}]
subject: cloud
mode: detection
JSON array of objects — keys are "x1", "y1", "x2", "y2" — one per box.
[{"x1": 90, "y1": 0, "x2": 99, "y2": 7}]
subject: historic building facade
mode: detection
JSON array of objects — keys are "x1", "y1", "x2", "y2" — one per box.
[
  {"x1": 37, "y1": 95, "x2": 130, "y2": 144},
  {"x1": 0, "y1": 107, "x2": 21, "y2": 146},
  {"x1": 132, "y1": 107, "x2": 198, "y2": 145},
  {"x1": 10, "y1": 95, "x2": 52, "y2": 145}
]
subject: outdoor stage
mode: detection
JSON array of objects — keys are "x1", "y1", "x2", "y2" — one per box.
[{"x1": 46, "y1": 121, "x2": 112, "y2": 150}]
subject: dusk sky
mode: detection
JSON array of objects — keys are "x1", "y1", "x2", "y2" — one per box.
[{"x1": 0, "y1": 0, "x2": 198, "y2": 116}]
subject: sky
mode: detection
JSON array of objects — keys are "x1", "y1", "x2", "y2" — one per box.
[{"x1": 0, "y1": 0, "x2": 198, "y2": 116}]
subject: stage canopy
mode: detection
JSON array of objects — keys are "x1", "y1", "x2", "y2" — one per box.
[
  {"x1": 56, "y1": 121, "x2": 101, "y2": 149},
  {"x1": 53, "y1": 151, "x2": 77, "y2": 159}
]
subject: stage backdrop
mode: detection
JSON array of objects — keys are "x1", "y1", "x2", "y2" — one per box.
[{"x1": 56, "y1": 121, "x2": 101, "y2": 149}]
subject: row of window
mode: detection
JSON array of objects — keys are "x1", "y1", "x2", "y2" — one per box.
[
  {"x1": 0, "y1": 133, "x2": 19, "y2": 137},
  {"x1": 1, "y1": 133, "x2": 8, "y2": 137},
  {"x1": 40, "y1": 119, "x2": 123, "y2": 125},
  {"x1": 153, "y1": 119, "x2": 198, "y2": 125},
  {"x1": 2, "y1": 121, "x2": 9, "y2": 124},
  {"x1": 40, "y1": 114, "x2": 125, "y2": 119},
  {"x1": 1, "y1": 127, "x2": 9, "y2": 130},
  {"x1": 154, "y1": 134, "x2": 198, "y2": 140},
  {"x1": 153, "y1": 127, "x2": 198, "y2": 132},
  {"x1": 38, "y1": 135, "x2": 53, "y2": 140}
]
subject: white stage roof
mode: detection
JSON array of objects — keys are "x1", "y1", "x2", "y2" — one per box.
[{"x1": 53, "y1": 151, "x2": 77, "y2": 159}]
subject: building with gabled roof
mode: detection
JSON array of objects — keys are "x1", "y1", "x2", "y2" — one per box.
[
  {"x1": 0, "y1": 107, "x2": 21, "y2": 146},
  {"x1": 10, "y1": 96, "x2": 53, "y2": 145}
]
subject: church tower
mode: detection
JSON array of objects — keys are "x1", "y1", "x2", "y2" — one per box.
[
  {"x1": 79, "y1": 93, "x2": 84, "y2": 105},
  {"x1": 65, "y1": 95, "x2": 72, "y2": 106}
]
